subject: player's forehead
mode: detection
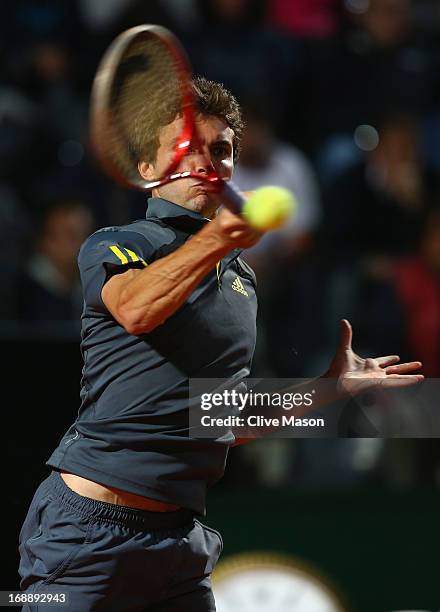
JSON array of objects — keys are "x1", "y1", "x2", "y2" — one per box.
[
  {"x1": 159, "y1": 113, "x2": 234, "y2": 147},
  {"x1": 194, "y1": 114, "x2": 233, "y2": 143}
]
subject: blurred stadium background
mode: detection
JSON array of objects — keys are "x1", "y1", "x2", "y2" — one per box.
[{"x1": 2, "y1": 0, "x2": 440, "y2": 610}]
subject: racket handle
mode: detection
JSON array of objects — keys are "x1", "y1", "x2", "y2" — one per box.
[{"x1": 217, "y1": 180, "x2": 246, "y2": 214}]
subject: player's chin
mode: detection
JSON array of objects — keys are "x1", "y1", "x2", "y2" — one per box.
[{"x1": 190, "y1": 193, "x2": 218, "y2": 213}]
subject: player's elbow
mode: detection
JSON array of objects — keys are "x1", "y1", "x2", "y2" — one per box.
[
  {"x1": 111, "y1": 286, "x2": 167, "y2": 335},
  {"x1": 121, "y1": 318, "x2": 147, "y2": 336},
  {"x1": 115, "y1": 303, "x2": 160, "y2": 336},
  {"x1": 116, "y1": 309, "x2": 156, "y2": 335},
  {"x1": 127, "y1": 320, "x2": 159, "y2": 336}
]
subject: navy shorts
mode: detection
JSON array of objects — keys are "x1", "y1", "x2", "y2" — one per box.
[{"x1": 18, "y1": 471, "x2": 223, "y2": 611}]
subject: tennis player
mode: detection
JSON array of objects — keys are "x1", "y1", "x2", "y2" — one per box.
[{"x1": 18, "y1": 77, "x2": 423, "y2": 611}]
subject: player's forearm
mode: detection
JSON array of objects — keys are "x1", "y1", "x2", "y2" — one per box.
[
  {"x1": 279, "y1": 376, "x2": 343, "y2": 415},
  {"x1": 118, "y1": 222, "x2": 230, "y2": 334},
  {"x1": 231, "y1": 377, "x2": 343, "y2": 447}
]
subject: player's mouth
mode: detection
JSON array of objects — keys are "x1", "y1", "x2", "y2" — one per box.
[{"x1": 190, "y1": 183, "x2": 217, "y2": 195}]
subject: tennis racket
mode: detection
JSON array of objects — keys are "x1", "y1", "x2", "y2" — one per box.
[{"x1": 90, "y1": 24, "x2": 294, "y2": 228}]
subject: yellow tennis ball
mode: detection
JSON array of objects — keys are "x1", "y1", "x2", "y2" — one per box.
[{"x1": 243, "y1": 186, "x2": 296, "y2": 231}]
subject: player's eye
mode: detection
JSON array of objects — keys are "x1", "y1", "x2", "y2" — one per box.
[{"x1": 212, "y1": 145, "x2": 230, "y2": 158}]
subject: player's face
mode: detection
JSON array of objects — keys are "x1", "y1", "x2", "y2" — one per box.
[{"x1": 139, "y1": 114, "x2": 235, "y2": 218}]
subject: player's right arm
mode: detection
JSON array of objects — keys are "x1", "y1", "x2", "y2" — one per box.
[{"x1": 101, "y1": 208, "x2": 261, "y2": 335}]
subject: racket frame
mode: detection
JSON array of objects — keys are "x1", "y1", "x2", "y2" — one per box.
[{"x1": 91, "y1": 24, "x2": 194, "y2": 190}]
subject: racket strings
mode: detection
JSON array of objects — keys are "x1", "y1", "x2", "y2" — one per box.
[{"x1": 111, "y1": 34, "x2": 182, "y2": 180}]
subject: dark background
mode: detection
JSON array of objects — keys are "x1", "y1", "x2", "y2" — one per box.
[{"x1": 2, "y1": 1, "x2": 440, "y2": 610}]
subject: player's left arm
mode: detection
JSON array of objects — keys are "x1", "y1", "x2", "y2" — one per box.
[{"x1": 231, "y1": 318, "x2": 423, "y2": 446}]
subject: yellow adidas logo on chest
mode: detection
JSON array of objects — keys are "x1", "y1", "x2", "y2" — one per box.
[{"x1": 231, "y1": 276, "x2": 249, "y2": 297}]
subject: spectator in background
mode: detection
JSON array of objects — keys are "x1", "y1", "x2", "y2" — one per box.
[
  {"x1": 79, "y1": 0, "x2": 199, "y2": 37},
  {"x1": 0, "y1": 0, "x2": 83, "y2": 57},
  {"x1": 0, "y1": 82, "x2": 39, "y2": 198},
  {"x1": 234, "y1": 97, "x2": 321, "y2": 269},
  {"x1": 29, "y1": 40, "x2": 86, "y2": 145},
  {"x1": 186, "y1": 0, "x2": 299, "y2": 107},
  {"x1": 17, "y1": 40, "x2": 89, "y2": 208},
  {"x1": 259, "y1": 111, "x2": 439, "y2": 379},
  {"x1": 320, "y1": 112, "x2": 440, "y2": 369},
  {"x1": 16, "y1": 200, "x2": 93, "y2": 324},
  {"x1": 269, "y1": 0, "x2": 341, "y2": 38},
  {"x1": 394, "y1": 208, "x2": 440, "y2": 376},
  {"x1": 290, "y1": 0, "x2": 433, "y2": 159},
  {"x1": 1, "y1": 34, "x2": 88, "y2": 206},
  {"x1": 322, "y1": 112, "x2": 440, "y2": 261},
  {"x1": 77, "y1": 0, "x2": 136, "y2": 32}
]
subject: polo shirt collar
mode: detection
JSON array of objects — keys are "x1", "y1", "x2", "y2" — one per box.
[
  {"x1": 146, "y1": 197, "x2": 243, "y2": 263},
  {"x1": 146, "y1": 198, "x2": 209, "y2": 234}
]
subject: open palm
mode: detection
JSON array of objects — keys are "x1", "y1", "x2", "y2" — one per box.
[{"x1": 326, "y1": 319, "x2": 424, "y2": 396}]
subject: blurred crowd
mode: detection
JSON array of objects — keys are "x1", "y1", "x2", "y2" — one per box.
[{"x1": 2, "y1": 0, "x2": 440, "y2": 488}]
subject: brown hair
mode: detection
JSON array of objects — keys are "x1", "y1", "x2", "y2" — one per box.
[
  {"x1": 135, "y1": 76, "x2": 243, "y2": 164},
  {"x1": 191, "y1": 76, "x2": 244, "y2": 161}
]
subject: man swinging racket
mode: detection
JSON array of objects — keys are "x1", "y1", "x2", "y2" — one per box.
[{"x1": 18, "y1": 26, "x2": 423, "y2": 612}]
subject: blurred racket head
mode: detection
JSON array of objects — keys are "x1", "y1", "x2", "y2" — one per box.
[{"x1": 90, "y1": 24, "x2": 195, "y2": 190}]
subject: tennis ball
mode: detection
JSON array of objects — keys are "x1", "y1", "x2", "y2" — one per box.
[{"x1": 243, "y1": 186, "x2": 296, "y2": 231}]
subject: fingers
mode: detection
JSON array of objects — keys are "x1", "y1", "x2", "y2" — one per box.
[
  {"x1": 375, "y1": 355, "x2": 400, "y2": 367},
  {"x1": 385, "y1": 361, "x2": 422, "y2": 374},
  {"x1": 373, "y1": 356, "x2": 423, "y2": 372},
  {"x1": 339, "y1": 319, "x2": 352, "y2": 351},
  {"x1": 216, "y1": 207, "x2": 263, "y2": 248},
  {"x1": 379, "y1": 374, "x2": 424, "y2": 388}
]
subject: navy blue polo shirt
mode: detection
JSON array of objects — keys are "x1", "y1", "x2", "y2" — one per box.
[{"x1": 46, "y1": 198, "x2": 257, "y2": 514}]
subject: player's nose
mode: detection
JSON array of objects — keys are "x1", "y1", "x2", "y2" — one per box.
[{"x1": 192, "y1": 153, "x2": 215, "y2": 176}]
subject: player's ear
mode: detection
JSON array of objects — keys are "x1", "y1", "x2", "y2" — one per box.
[{"x1": 138, "y1": 161, "x2": 155, "y2": 181}]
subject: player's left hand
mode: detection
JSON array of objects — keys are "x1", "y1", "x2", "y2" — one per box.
[{"x1": 325, "y1": 319, "x2": 424, "y2": 396}]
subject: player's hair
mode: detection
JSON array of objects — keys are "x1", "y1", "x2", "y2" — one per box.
[
  {"x1": 140, "y1": 76, "x2": 243, "y2": 165},
  {"x1": 191, "y1": 76, "x2": 244, "y2": 161}
]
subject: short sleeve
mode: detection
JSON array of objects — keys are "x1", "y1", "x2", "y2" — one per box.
[{"x1": 78, "y1": 229, "x2": 156, "y2": 312}]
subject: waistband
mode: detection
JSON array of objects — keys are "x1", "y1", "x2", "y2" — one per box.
[{"x1": 45, "y1": 470, "x2": 195, "y2": 531}]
